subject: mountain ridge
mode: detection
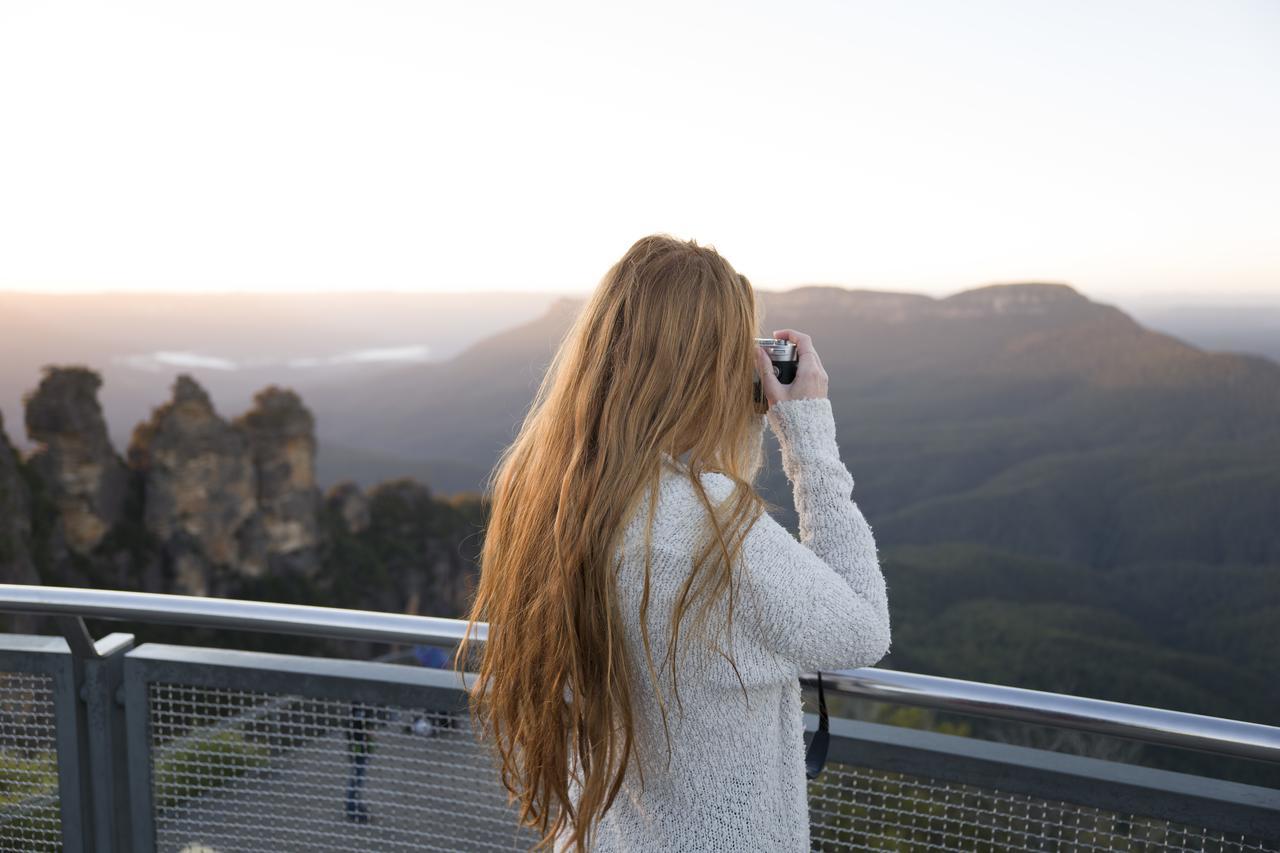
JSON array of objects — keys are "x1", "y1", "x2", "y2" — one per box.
[{"x1": 307, "y1": 280, "x2": 1280, "y2": 468}]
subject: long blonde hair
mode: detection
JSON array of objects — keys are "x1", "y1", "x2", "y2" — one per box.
[{"x1": 458, "y1": 234, "x2": 770, "y2": 851}]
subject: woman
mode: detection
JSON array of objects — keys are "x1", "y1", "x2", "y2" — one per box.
[{"x1": 459, "y1": 235, "x2": 890, "y2": 851}]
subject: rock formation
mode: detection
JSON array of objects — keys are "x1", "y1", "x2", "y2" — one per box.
[
  {"x1": 234, "y1": 387, "x2": 320, "y2": 575},
  {"x1": 324, "y1": 481, "x2": 370, "y2": 534},
  {"x1": 23, "y1": 367, "x2": 128, "y2": 556},
  {"x1": 9, "y1": 365, "x2": 483, "y2": 635},
  {"x1": 128, "y1": 376, "x2": 263, "y2": 595},
  {"x1": 0, "y1": 411, "x2": 38, "y2": 584},
  {"x1": 0, "y1": 412, "x2": 41, "y2": 632}
]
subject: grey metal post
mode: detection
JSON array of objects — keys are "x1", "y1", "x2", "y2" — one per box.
[
  {"x1": 0, "y1": 635, "x2": 93, "y2": 852},
  {"x1": 49, "y1": 639, "x2": 92, "y2": 851},
  {"x1": 121, "y1": 651, "x2": 158, "y2": 853},
  {"x1": 81, "y1": 633, "x2": 136, "y2": 853}
]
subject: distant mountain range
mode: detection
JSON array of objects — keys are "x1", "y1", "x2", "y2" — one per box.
[
  {"x1": 309, "y1": 284, "x2": 1280, "y2": 517},
  {"x1": 3, "y1": 287, "x2": 1274, "y2": 476},
  {"x1": 0, "y1": 291, "x2": 560, "y2": 454},
  {"x1": 303, "y1": 282, "x2": 1280, "y2": 726},
  {"x1": 1124, "y1": 302, "x2": 1280, "y2": 364}
]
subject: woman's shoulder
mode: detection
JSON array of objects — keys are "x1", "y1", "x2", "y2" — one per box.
[
  {"x1": 659, "y1": 454, "x2": 736, "y2": 494},
  {"x1": 618, "y1": 463, "x2": 740, "y2": 550},
  {"x1": 658, "y1": 459, "x2": 737, "y2": 504}
]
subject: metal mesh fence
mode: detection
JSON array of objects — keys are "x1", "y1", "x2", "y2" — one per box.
[
  {"x1": 808, "y1": 761, "x2": 1279, "y2": 852},
  {"x1": 3, "y1": 662, "x2": 1272, "y2": 852},
  {"x1": 0, "y1": 671, "x2": 62, "y2": 853},
  {"x1": 147, "y1": 681, "x2": 536, "y2": 852}
]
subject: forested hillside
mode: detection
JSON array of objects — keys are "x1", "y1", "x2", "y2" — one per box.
[{"x1": 306, "y1": 283, "x2": 1280, "y2": 725}]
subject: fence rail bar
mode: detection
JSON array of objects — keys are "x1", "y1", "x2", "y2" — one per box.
[
  {"x1": 0, "y1": 583, "x2": 485, "y2": 646},
  {"x1": 805, "y1": 670, "x2": 1280, "y2": 765},
  {"x1": 4, "y1": 584, "x2": 1280, "y2": 765},
  {"x1": 807, "y1": 716, "x2": 1280, "y2": 841}
]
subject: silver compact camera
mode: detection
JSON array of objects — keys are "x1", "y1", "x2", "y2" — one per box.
[{"x1": 754, "y1": 337, "x2": 798, "y2": 403}]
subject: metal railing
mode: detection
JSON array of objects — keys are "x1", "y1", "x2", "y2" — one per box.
[
  {"x1": 2, "y1": 584, "x2": 1279, "y2": 852},
  {"x1": 0, "y1": 584, "x2": 486, "y2": 647}
]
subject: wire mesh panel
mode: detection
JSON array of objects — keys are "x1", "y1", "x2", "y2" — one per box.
[
  {"x1": 0, "y1": 671, "x2": 62, "y2": 853},
  {"x1": 146, "y1": 681, "x2": 535, "y2": 853},
  {"x1": 809, "y1": 761, "x2": 1279, "y2": 852}
]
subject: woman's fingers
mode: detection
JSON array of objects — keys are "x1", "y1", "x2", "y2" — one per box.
[
  {"x1": 756, "y1": 344, "x2": 785, "y2": 403},
  {"x1": 772, "y1": 329, "x2": 815, "y2": 357},
  {"x1": 768, "y1": 328, "x2": 828, "y2": 401}
]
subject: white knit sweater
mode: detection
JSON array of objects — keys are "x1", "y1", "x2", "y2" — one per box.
[{"x1": 559, "y1": 397, "x2": 891, "y2": 852}]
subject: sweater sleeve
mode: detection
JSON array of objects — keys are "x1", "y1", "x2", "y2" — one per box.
[{"x1": 737, "y1": 397, "x2": 890, "y2": 674}]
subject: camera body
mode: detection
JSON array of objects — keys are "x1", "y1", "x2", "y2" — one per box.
[{"x1": 753, "y1": 337, "x2": 798, "y2": 404}]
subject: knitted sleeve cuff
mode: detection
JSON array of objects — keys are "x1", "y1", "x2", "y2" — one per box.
[{"x1": 766, "y1": 397, "x2": 840, "y2": 464}]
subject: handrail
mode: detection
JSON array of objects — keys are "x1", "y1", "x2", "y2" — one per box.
[
  {"x1": 0, "y1": 583, "x2": 485, "y2": 647},
  {"x1": 803, "y1": 670, "x2": 1280, "y2": 764},
  {"x1": 3, "y1": 584, "x2": 1279, "y2": 764}
]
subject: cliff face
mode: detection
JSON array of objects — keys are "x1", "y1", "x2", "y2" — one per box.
[
  {"x1": 0, "y1": 411, "x2": 38, "y2": 584},
  {"x1": 0, "y1": 412, "x2": 40, "y2": 632},
  {"x1": 9, "y1": 366, "x2": 485, "y2": 636},
  {"x1": 234, "y1": 387, "x2": 320, "y2": 575},
  {"x1": 23, "y1": 367, "x2": 129, "y2": 556},
  {"x1": 937, "y1": 282, "x2": 1092, "y2": 318},
  {"x1": 128, "y1": 376, "x2": 263, "y2": 595}
]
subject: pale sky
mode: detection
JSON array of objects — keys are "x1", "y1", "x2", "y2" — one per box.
[{"x1": 1, "y1": 0, "x2": 1277, "y2": 302}]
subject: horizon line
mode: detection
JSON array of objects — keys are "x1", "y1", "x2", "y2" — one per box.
[{"x1": 2, "y1": 282, "x2": 1278, "y2": 307}]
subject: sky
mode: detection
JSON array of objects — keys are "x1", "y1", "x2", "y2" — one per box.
[{"x1": 1, "y1": 0, "x2": 1277, "y2": 303}]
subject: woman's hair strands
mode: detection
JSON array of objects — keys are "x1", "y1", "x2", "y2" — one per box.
[{"x1": 457, "y1": 235, "x2": 773, "y2": 851}]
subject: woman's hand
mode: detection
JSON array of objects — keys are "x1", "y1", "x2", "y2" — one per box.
[{"x1": 755, "y1": 329, "x2": 829, "y2": 405}]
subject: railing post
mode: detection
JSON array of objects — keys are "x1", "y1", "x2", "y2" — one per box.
[
  {"x1": 121, "y1": 650, "x2": 157, "y2": 853},
  {"x1": 1, "y1": 634, "x2": 94, "y2": 852},
  {"x1": 81, "y1": 633, "x2": 136, "y2": 853},
  {"x1": 52, "y1": 618, "x2": 138, "y2": 853},
  {"x1": 49, "y1": 635, "x2": 93, "y2": 852}
]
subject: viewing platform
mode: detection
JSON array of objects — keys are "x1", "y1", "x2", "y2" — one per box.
[{"x1": 1, "y1": 584, "x2": 1278, "y2": 852}]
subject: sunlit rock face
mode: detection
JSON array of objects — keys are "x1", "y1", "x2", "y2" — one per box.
[
  {"x1": 128, "y1": 375, "x2": 263, "y2": 595},
  {"x1": 235, "y1": 387, "x2": 320, "y2": 575},
  {"x1": 23, "y1": 367, "x2": 128, "y2": 556},
  {"x1": 937, "y1": 282, "x2": 1090, "y2": 318},
  {"x1": 324, "y1": 480, "x2": 370, "y2": 534},
  {"x1": 6, "y1": 364, "x2": 479, "y2": 630},
  {"x1": 0, "y1": 410, "x2": 38, "y2": 585}
]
